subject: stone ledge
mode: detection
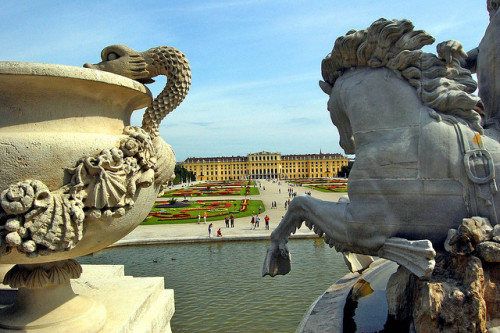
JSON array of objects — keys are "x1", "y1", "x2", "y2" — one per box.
[{"x1": 0, "y1": 265, "x2": 174, "y2": 333}]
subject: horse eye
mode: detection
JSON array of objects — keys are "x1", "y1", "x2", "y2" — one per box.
[{"x1": 107, "y1": 52, "x2": 119, "y2": 61}]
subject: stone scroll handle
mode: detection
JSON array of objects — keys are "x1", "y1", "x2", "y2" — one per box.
[
  {"x1": 84, "y1": 45, "x2": 191, "y2": 185},
  {"x1": 84, "y1": 45, "x2": 191, "y2": 138}
]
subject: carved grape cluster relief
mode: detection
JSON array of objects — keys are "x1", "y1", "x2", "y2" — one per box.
[{"x1": 0, "y1": 126, "x2": 157, "y2": 257}]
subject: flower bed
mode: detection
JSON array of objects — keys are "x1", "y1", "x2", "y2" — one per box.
[
  {"x1": 155, "y1": 201, "x2": 190, "y2": 209},
  {"x1": 309, "y1": 184, "x2": 347, "y2": 193},
  {"x1": 145, "y1": 199, "x2": 250, "y2": 222},
  {"x1": 162, "y1": 186, "x2": 256, "y2": 197}
]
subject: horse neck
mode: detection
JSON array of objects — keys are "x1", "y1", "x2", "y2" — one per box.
[
  {"x1": 338, "y1": 67, "x2": 424, "y2": 138},
  {"x1": 334, "y1": 67, "x2": 427, "y2": 180}
]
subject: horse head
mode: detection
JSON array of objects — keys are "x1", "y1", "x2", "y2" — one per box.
[
  {"x1": 319, "y1": 18, "x2": 482, "y2": 145},
  {"x1": 320, "y1": 80, "x2": 355, "y2": 154}
]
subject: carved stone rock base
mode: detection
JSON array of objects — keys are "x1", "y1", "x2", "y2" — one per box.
[
  {"x1": 387, "y1": 217, "x2": 500, "y2": 332},
  {"x1": 0, "y1": 281, "x2": 106, "y2": 332}
]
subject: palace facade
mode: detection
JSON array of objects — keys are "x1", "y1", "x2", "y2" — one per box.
[{"x1": 181, "y1": 151, "x2": 348, "y2": 181}]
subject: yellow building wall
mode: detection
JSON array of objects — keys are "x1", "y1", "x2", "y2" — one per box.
[{"x1": 182, "y1": 153, "x2": 348, "y2": 181}]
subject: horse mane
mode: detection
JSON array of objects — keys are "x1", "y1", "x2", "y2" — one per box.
[{"x1": 321, "y1": 18, "x2": 483, "y2": 133}]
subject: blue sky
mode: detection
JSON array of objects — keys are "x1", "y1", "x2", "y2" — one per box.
[{"x1": 0, "y1": 1, "x2": 489, "y2": 161}]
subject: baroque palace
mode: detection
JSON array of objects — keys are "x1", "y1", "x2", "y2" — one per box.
[{"x1": 181, "y1": 151, "x2": 348, "y2": 181}]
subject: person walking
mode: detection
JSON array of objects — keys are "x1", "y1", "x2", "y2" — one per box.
[
  {"x1": 198, "y1": 214, "x2": 201, "y2": 223},
  {"x1": 230, "y1": 214, "x2": 235, "y2": 228},
  {"x1": 251, "y1": 215, "x2": 255, "y2": 229},
  {"x1": 225, "y1": 216, "x2": 230, "y2": 228},
  {"x1": 265, "y1": 215, "x2": 270, "y2": 230},
  {"x1": 255, "y1": 214, "x2": 260, "y2": 228},
  {"x1": 208, "y1": 223, "x2": 213, "y2": 238},
  {"x1": 203, "y1": 211, "x2": 207, "y2": 223}
]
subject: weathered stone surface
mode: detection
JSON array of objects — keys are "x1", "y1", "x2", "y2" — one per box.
[
  {"x1": 461, "y1": 217, "x2": 493, "y2": 244},
  {"x1": 386, "y1": 266, "x2": 414, "y2": 321},
  {"x1": 446, "y1": 217, "x2": 493, "y2": 256},
  {"x1": 403, "y1": 254, "x2": 487, "y2": 332},
  {"x1": 493, "y1": 224, "x2": 500, "y2": 242},
  {"x1": 385, "y1": 215, "x2": 500, "y2": 332},
  {"x1": 478, "y1": 241, "x2": 500, "y2": 262},
  {"x1": 483, "y1": 262, "x2": 500, "y2": 328}
]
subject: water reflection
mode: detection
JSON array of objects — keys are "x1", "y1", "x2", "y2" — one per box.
[
  {"x1": 343, "y1": 261, "x2": 402, "y2": 333},
  {"x1": 78, "y1": 239, "x2": 349, "y2": 333}
]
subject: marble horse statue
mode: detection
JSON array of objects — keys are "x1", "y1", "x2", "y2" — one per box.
[{"x1": 263, "y1": 18, "x2": 500, "y2": 279}]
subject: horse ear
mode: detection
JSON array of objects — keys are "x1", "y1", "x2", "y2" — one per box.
[{"x1": 319, "y1": 80, "x2": 333, "y2": 95}]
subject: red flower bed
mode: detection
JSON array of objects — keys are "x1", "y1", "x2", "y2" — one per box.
[
  {"x1": 315, "y1": 184, "x2": 347, "y2": 192},
  {"x1": 165, "y1": 186, "x2": 244, "y2": 197},
  {"x1": 147, "y1": 200, "x2": 237, "y2": 221}
]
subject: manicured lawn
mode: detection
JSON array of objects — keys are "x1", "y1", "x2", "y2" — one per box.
[
  {"x1": 141, "y1": 199, "x2": 265, "y2": 225},
  {"x1": 162, "y1": 186, "x2": 260, "y2": 197}
]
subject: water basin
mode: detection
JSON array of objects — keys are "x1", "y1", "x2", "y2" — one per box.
[{"x1": 78, "y1": 239, "x2": 350, "y2": 332}]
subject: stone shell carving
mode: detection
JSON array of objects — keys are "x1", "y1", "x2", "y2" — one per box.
[{"x1": 0, "y1": 126, "x2": 158, "y2": 257}]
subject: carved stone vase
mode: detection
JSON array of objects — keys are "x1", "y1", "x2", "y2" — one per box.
[{"x1": 0, "y1": 62, "x2": 174, "y2": 331}]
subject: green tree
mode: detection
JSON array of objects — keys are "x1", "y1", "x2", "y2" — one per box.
[
  {"x1": 337, "y1": 161, "x2": 353, "y2": 178},
  {"x1": 173, "y1": 165, "x2": 194, "y2": 184}
]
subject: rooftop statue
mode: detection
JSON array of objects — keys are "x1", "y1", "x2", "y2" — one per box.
[{"x1": 263, "y1": 18, "x2": 499, "y2": 279}]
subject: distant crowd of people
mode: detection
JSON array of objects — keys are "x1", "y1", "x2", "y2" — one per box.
[
  {"x1": 208, "y1": 213, "x2": 271, "y2": 237},
  {"x1": 204, "y1": 179, "x2": 321, "y2": 238}
]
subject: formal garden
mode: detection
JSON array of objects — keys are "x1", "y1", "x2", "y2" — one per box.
[
  {"x1": 288, "y1": 178, "x2": 348, "y2": 192},
  {"x1": 305, "y1": 183, "x2": 347, "y2": 193},
  {"x1": 161, "y1": 185, "x2": 259, "y2": 197},
  {"x1": 142, "y1": 199, "x2": 265, "y2": 224}
]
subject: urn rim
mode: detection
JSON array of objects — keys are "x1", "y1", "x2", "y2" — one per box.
[{"x1": 0, "y1": 61, "x2": 152, "y2": 98}]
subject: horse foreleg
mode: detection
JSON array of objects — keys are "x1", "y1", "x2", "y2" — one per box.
[
  {"x1": 262, "y1": 195, "x2": 436, "y2": 279},
  {"x1": 262, "y1": 195, "x2": 350, "y2": 277}
]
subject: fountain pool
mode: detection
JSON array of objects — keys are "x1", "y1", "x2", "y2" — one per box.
[{"x1": 78, "y1": 239, "x2": 350, "y2": 332}]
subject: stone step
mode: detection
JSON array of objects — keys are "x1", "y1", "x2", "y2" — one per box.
[
  {"x1": 80, "y1": 264, "x2": 125, "y2": 279},
  {"x1": 72, "y1": 265, "x2": 174, "y2": 333}
]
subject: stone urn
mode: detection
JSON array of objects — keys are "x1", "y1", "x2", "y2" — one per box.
[{"x1": 0, "y1": 45, "x2": 190, "y2": 331}]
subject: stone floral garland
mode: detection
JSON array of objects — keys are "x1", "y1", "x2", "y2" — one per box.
[{"x1": 0, "y1": 126, "x2": 157, "y2": 257}]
